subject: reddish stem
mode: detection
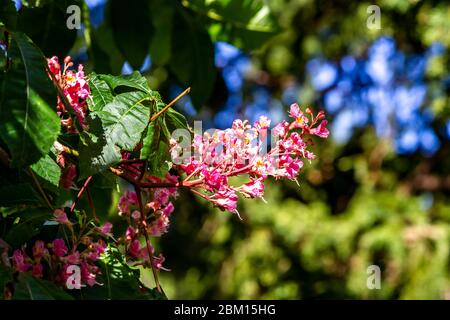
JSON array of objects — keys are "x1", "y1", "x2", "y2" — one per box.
[{"x1": 70, "y1": 176, "x2": 93, "y2": 213}]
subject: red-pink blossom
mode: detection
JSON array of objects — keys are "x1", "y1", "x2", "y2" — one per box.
[
  {"x1": 32, "y1": 240, "x2": 48, "y2": 259},
  {"x1": 52, "y1": 239, "x2": 68, "y2": 257},
  {"x1": 32, "y1": 263, "x2": 43, "y2": 278},
  {"x1": 12, "y1": 249, "x2": 31, "y2": 273},
  {"x1": 53, "y1": 209, "x2": 70, "y2": 224},
  {"x1": 129, "y1": 240, "x2": 141, "y2": 258}
]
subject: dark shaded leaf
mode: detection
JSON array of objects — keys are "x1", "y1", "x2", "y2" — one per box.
[
  {"x1": 0, "y1": 32, "x2": 60, "y2": 168},
  {"x1": 170, "y1": 8, "x2": 216, "y2": 108},
  {"x1": 16, "y1": 0, "x2": 80, "y2": 57},
  {"x1": 0, "y1": 183, "x2": 41, "y2": 206},
  {"x1": 0, "y1": 0, "x2": 17, "y2": 30},
  {"x1": 110, "y1": 0, "x2": 152, "y2": 69},
  {"x1": 78, "y1": 113, "x2": 121, "y2": 179},
  {"x1": 14, "y1": 273, "x2": 74, "y2": 300},
  {"x1": 149, "y1": 0, "x2": 173, "y2": 65}
]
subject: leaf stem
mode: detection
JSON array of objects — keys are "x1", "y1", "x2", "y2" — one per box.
[{"x1": 150, "y1": 87, "x2": 190, "y2": 122}]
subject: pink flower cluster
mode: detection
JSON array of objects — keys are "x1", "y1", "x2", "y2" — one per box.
[
  {"x1": 116, "y1": 182, "x2": 177, "y2": 271},
  {"x1": 10, "y1": 209, "x2": 109, "y2": 287},
  {"x1": 170, "y1": 103, "x2": 329, "y2": 216},
  {"x1": 47, "y1": 56, "x2": 90, "y2": 190},
  {"x1": 47, "y1": 56, "x2": 90, "y2": 131}
]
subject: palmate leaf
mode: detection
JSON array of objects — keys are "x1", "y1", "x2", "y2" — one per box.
[
  {"x1": 97, "y1": 91, "x2": 151, "y2": 151},
  {"x1": 0, "y1": 32, "x2": 60, "y2": 168},
  {"x1": 81, "y1": 71, "x2": 174, "y2": 178},
  {"x1": 79, "y1": 90, "x2": 152, "y2": 178}
]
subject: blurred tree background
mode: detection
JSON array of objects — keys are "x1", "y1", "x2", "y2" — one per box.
[{"x1": 6, "y1": 0, "x2": 450, "y2": 299}]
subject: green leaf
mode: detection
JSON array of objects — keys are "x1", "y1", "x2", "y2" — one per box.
[
  {"x1": 78, "y1": 114, "x2": 121, "y2": 179},
  {"x1": 97, "y1": 91, "x2": 151, "y2": 151},
  {"x1": 110, "y1": 0, "x2": 152, "y2": 69},
  {"x1": 99, "y1": 71, "x2": 151, "y2": 94},
  {"x1": 16, "y1": 0, "x2": 80, "y2": 57},
  {"x1": 79, "y1": 74, "x2": 154, "y2": 178},
  {"x1": 0, "y1": 0, "x2": 17, "y2": 30},
  {"x1": 141, "y1": 119, "x2": 160, "y2": 160},
  {"x1": 165, "y1": 108, "x2": 188, "y2": 131},
  {"x1": 30, "y1": 154, "x2": 61, "y2": 187},
  {"x1": 87, "y1": 72, "x2": 114, "y2": 112},
  {"x1": 186, "y1": 0, "x2": 279, "y2": 50},
  {"x1": 0, "y1": 265, "x2": 13, "y2": 296},
  {"x1": 0, "y1": 183, "x2": 41, "y2": 206},
  {"x1": 4, "y1": 208, "x2": 52, "y2": 248},
  {"x1": 0, "y1": 32, "x2": 60, "y2": 168},
  {"x1": 146, "y1": 140, "x2": 172, "y2": 178},
  {"x1": 14, "y1": 273, "x2": 74, "y2": 300},
  {"x1": 90, "y1": 12, "x2": 125, "y2": 74},
  {"x1": 170, "y1": 8, "x2": 216, "y2": 108},
  {"x1": 149, "y1": 0, "x2": 173, "y2": 65},
  {"x1": 74, "y1": 245, "x2": 162, "y2": 299}
]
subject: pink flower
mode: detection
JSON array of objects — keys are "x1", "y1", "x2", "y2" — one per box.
[
  {"x1": 213, "y1": 189, "x2": 238, "y2": 213},
  {"x1": 118, "y1": 191, "x2": 138, "y2": 214},
  {"x1": 125, "y1": 227, "x2": 136, "y2": 241},
  {"x1": 52, "y1": 239, "x2": 68, "y2": 257},
  {"x1": 162, "y1": 202, "x2": 174, "y2": 216},
  {"x1": 288, "y1": 103, "x2": 309, "y2": 127},
  {"x1": 169, "y1": 102, "x2": 328, "y2": 217},
  {"x1": 32, "y1": 263, "x2": 43, "y2": 278},
  {"x1": 272, "y1": 120, "x2": 289, "y2": 137},
  {"x1": 254, "y1": 115, "x2": 271, "y2": 131},
  {"x1": 203, "y1": 170, "x2": 228, "y2": 191},
  {"x1": 153, "y1": 254, "x2": 170, "y2": 271},
  {"x1": 240, "y1": 179, "x2": 265, "y2": 198},
  {"x1": 80, "y1": 262, "x2": 98, "y2": 287},
  {"x1": 129, "y1": 240, "x2": 141, "y2": 258},
  {"x1": 32, "y1": 240, "x2": 48, "y2": 259},
  {"x1": 12, "y1": 250, "x2": 31, "y2": 273},
  {"x1": 131, "y1": 210, "x2": 141, "y2": 221},
  {"x1": 66, "y1": 251, "x2": 80, "y2": 264},
  {"x1": 139, "y1": 244, "x2": 155, "y2": 262},
  {"x1": 53, "y1": 209, "x2": 69, "y2": 224},
  {"x1": 154, "y1": 188, "x2": 170, "y2": 205},
  {"x1": 148, "y1": 214, "x2": 170, "y2": 237},
  {"x1": 98, "y1": 222, "x2": 113, "y2": 235},
  {"x1": 310, "y1": 120, "x2": 329, "y2": 138},
  {"x1": 118, "y1": 196, "x2": 129, "y2": 214}
]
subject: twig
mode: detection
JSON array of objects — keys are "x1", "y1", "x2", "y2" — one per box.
[
  {"x1": 134, "y1": 186, "x2": 162, "y2": 293},
  {"x1": 70, "y1": 176, "x2": 93, "y2": 213},
  {"x1": 150, "y1": 87, "x2": 190, "y2": 122},
  {"x1": 28, "y1": 168, "x2": 53, "y2": 209}
]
